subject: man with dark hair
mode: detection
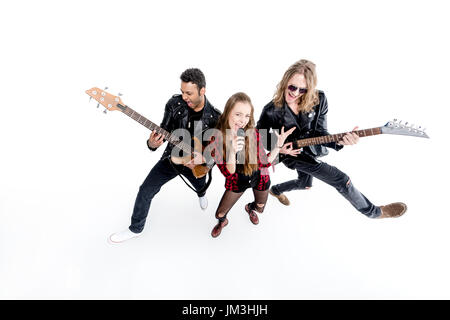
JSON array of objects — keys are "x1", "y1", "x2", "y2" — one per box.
[
  {"x1": 109, "y1": 68, "x2": 221, "y2": 243},
  {"x1": 180, "y1": 68, "x2": 206, "y2": 90}
]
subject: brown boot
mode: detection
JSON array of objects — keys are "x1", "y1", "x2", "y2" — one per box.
[
  {"x1": 378, "y1": 202, "x2": 407, "y2": 218},
  {"x1": 245, "y1": 203, "x2": 260, "y2": 225},
  {"x1": 211, "y1": 218, "x2": 229, "y2": 238},
  {"x1": 269, "y1": 188, "x2": 290, "y2": 206}
]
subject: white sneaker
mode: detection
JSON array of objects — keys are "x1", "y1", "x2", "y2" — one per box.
[
  {"x1": 199, "y1": 196, "x2": 208, "y2": 210},
  {"x1": 109, "y1": 229, "x2": 141, "y2": 244}
]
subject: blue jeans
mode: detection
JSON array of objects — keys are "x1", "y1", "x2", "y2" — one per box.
[
  {"x1": 271, "y1": 157, "x2": 381, "y2": 218},
  {"x1": 129, "y1": 158, "x2": 207, "y2": 233}
]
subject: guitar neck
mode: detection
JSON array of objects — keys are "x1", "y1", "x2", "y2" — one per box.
[
  {"x1": 117, "y1": 103, "x2": 191, "y2": 153},
  {"x1": 295, "y1": 127, "x2": 382, "y2": 147}
]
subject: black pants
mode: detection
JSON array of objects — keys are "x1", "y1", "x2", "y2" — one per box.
[
  {"x1": 129, "y1": 158, "x2": 206, "y2": 233},
  {"x1": 271, "y1": 157, "x2": 381, "y2": 218}
]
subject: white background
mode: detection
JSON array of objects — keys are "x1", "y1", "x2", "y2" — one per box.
[{"x1": 1, "y1": 0, "x2": 449, "y2": 299}]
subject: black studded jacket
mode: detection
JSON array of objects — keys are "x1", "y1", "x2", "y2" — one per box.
[
  {"x1": 148, "y1": 94, "x2": 221, "y2": 160},
  {"x1": 256, "y1": 90, "x2": 343, "y2": 164}
]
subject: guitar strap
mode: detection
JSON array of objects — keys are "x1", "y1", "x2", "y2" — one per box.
[
  {"x1": 169, "y1": 160, "x2": 213, "y2": 196},
  {"x1": 170, "y1": 123, "x2": 215, "y2": 195}
]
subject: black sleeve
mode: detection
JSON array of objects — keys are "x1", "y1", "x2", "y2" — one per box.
[
  {"x1": 147, "y1": 140, "x2": 158, "y2": 151},
  {"x1": 160, "y1": 98, "x2": 174, "y2": 132},
  {"x1": 256, "y1": 104, "x2": 288, "y2": 162},
  {"x1": 147, "y1": 98, "x2": 173, "y2": 151},
  {"x1": 315, "y1": 93, "x2": 343, "y2": 151},
  {"x1": 256, "y1": 104, "x2": 277, "y2": 151}
]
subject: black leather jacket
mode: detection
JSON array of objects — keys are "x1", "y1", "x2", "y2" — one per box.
[
  {"x1": 256, "y1": 90, "x2": 343, "y2": 164},
  {"x1": 148, "y1": 94, "x2": 221, "y2": 159}
]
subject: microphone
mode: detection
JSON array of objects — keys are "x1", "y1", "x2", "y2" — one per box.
[{"x1": 236, "y1": 128, "x2": 245, "y2": 164}]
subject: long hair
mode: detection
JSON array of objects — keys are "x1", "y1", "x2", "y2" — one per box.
[
  {"x1": 215, "y1": 92, "x2": 258, "y2": 176},
  {"x1": 273, "y1": 59, "x2": 319, "y2": 113}
]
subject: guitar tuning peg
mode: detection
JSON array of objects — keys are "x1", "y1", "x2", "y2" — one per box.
[
  {"x1": 405, "y1": 122, "x2": 409, "y2": 126},
  {"x1": 118, "y1": 92, "x2": 123, "y2": 96},
  {"x1": 104, "y1": 86, "x2": 109, "y2": 90},
  {"x1": 393, "y1": 118, "x2": 398, "y2": 122},
  {"x1": 96, "y1": 103, "x2": 100, "y2": 108},
  {"x1": 103, "y1": 109, "x2": 107, "y2": 114}
]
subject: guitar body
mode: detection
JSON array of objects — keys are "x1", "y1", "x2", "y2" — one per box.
[
  {"x1": 192, "y1": 165, "x2": 210, "y2": 179},
  {"x1": 170, "y1": 137, "x2": 210, "y2": 178}
]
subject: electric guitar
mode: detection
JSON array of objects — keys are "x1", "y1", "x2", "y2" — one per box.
[
  {"x1": 293, "y1": 120, "x2": 429, "y2": 148},
  {"x1": 85, "y1": 87, "x2": 211, "y2": 178}
]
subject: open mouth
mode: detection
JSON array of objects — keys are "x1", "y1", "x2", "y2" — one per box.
[{"x1": 288, "y1": 92, "x2": 298, "y2": 99}]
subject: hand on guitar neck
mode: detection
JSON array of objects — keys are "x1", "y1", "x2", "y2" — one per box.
[
  {"x1": 336, "y1": 126, "x2": 360, "y2": 146},
  {"x1": 147, "y1": 131, "x2": 165, "y2": 149}
]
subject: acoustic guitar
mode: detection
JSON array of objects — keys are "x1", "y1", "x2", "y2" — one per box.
[{"x1": 85, "y1": 87, "x2": 211, "y2": 178}]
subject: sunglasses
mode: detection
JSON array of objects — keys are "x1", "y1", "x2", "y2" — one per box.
[{"x1": 287, "y1": 85, "x2": 307, "y2": 94}]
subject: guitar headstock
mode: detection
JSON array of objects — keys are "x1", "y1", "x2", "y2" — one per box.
[
  {"x1": 381, "y1": 119, "x2": 429, "y2": 138},
  {"x1": 85, "y1": 87, "x2": 125, "y2": 113}
]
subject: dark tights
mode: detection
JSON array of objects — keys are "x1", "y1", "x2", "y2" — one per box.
[{"x1": 216, "y1": 188, "x2": 269, "y2": 222}]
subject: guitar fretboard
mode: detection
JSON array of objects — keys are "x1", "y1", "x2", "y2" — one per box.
[
  {"x1": 117, "y1": 103, "x2": 192, "y2": 154},
  {"x1": 295, "y1": 127, "x2": 382, "y2": 147}
]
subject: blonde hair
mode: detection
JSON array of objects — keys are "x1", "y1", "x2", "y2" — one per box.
[{"x1": 273, "y1": 59, "x2": 319, "y2": 113}]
